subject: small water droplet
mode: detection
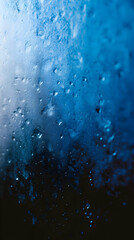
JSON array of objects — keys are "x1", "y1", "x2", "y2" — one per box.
[
  {"x1": 32, "y1": 129, "x2": 42, "y2": 139},
  {"x1": 58, "y1": 120, "x2": 63, "y2": 126},
  {"x1": 113, "y1": 151, "x2": 117, "y2": 156},
  {"x1": 57, "y1": 81, "x2": 61, "y2": 85},
  {"x1": 53, "y1": 91, "x2": 58, "y2": 96},
  {"x1": 99, "y1": 75, "x2": 105, "y2": 81},
  {"x1": 12, "y1": 137, "x2": 16, "y2": 142},
  {"x1": 86, "y1": 203, "x2": 90, "y2": 209},
  {"x1": 17, "y1": 107, "x2": 22, "y2": 114},
  {"x1": 43, "y1": 60, "x2": 53, "y2": 72},
  {"x1": 25, "y1": 119, "x2": 30, "y2": 125},
  {"x1": 65, "y1": 88, "x2": 70, "y2": 94},
  {"x1": 83, "y1": 77, "x2": 88, "y2": 82},
  {"x1": 37, "y1": 132, "x2": 42, "y2": 139}
]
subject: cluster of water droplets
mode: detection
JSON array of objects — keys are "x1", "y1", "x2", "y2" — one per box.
[{"x1": 0, "y1": 0, "x2": 133, "y2": 214}]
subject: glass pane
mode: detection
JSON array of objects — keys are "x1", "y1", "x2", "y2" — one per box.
[{"x1": 0, "y1": 1, "x2": 134, "y2": 239}]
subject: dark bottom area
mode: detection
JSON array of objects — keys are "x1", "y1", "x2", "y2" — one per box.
[
  {"x1": 0, "y1": 150, "x2": 134, "y2": 240},
  {"x1": 0, "y1": 186, "x2": 134, "y2": 240}
]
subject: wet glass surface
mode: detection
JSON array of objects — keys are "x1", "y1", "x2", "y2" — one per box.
[{"x1": 0, "y1": 0, "x2": 134, "y2": 239}]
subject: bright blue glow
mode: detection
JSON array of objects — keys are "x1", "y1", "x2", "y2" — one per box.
[{"x1": 0, "y1": 0, "x2": 134, "y2": 190}]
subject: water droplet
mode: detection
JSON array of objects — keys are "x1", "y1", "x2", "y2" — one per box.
[
  {"x1": 69, "y1": 81, "x2": 73, "y2": 86},
  {"x1": 99, "y1": 75, "x2": 105, "y2": 81},
  {"x1": 57, "y1": 81, "x2": 61, "y2": 85},
  {"x1": 43, "y1": 60, "x2": 53, "y2": 72},
  {"x1": 58, "y1": 120, "x2": 63, "y2": 126},
  {"x1": 12, "y1": 137, "x2": 16, "y2": 142},
  {"x1": 83, "y1": 77, "x2": 88, "y2": 82},
  {"x1": 25, "y1": 119, "x2": 30, "y2": 125},
  {"x1": 96, "y1": 107, "x2": 100, "y2": 113},
  {"x1": 32, "y1": 129, "x2": 42, "y2": 139},
  {"x1": 53, "y1": 68, "x2": 61, "y2": 76},
  {"x1": 114, "y1": 62, "x2": 121, "y2": 71},
  {"x1": 60, "y1": 135, "x2": 63, "y2": 139},
  {"x1": 53, "y1": 91, "x2": 58, "y2": 96},
  {"x1": 108, "y1": 135, "x2": 114, "y2": 143},
  {"x1": 14, "y1": 111, "x2": 18, "y2": 117},
  {"x1": 113, "y1": 151, "x2": 117, "y2": 156},
  {"x1": 17, "y1": 107, "x2": 22, "y2": 114},
  {"x1": 86, "y1": 203, "x2": 90, "y2": 209},
  {"x1": 8, "y1": 159, "x2": 12, "y2": 164},
  {"x1": 66, "y1": 88, "x2": 70, "y2": 94},
  {"x1": 59, "y1": 10, "x2": 65, "y2": 18},
  {"x1": 39, "y1": 80, "x2": 43, "y2": 86},
  {"x1": 37, "y1": 132, "x2": 42, "y2": 139}
]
